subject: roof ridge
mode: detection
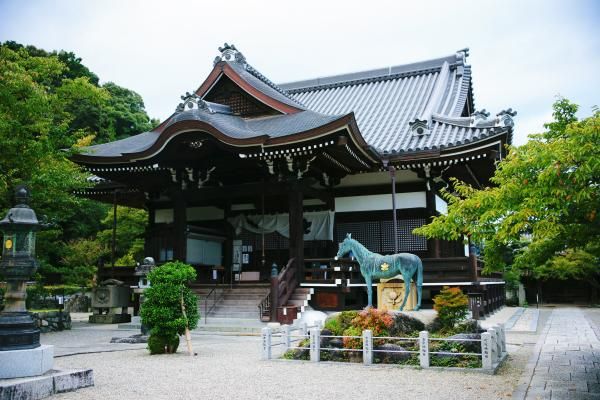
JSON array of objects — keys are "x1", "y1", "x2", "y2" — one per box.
[
  {"x1": 242, "y1": 62, "x2": 306, "y2": 107},
  {"x1": 279, "y1": 50, "x2": 469, "y2": 93}
]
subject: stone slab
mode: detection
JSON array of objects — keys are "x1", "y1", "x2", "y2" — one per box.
[
  {"x1": 0, "y1": 368, "x2": 93, "y2": 400},
  {"x1": 89, "y1": 314, "x2": 131, "y2": 324},
  {"x1": 0, "y1": 345, "x2": 54, "y2": 379}
]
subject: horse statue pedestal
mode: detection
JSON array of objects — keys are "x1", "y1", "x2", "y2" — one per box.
[{"x1": 377, "y1": 278, "x2": 417, "y2": 311}]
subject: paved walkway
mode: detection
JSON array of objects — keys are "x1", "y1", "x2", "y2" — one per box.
[{"x1": 514, "y1": 308, "x2": 600, "y2": 399}]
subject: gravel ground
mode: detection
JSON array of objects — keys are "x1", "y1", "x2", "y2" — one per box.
[{"x1": 43, "y1": 317, "x2": 534, "y2": 400}]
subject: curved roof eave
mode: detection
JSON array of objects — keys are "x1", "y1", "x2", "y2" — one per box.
[{"x1": 70, "y1": 111, "x2": 376, "y2": 165}]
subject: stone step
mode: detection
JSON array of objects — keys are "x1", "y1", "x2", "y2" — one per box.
[
  {"x1": 206, "y1": 311, "x2": 258, "y2": 319},
  {"x1": 210, "y1": 306, "x2": 259, "y2": 312},
  {"x1": 289, "y1": 293, "x2": 311, "y2": 300},
  {"x1": 286, "y1": 299, "x2": 307, "y2": 307}
]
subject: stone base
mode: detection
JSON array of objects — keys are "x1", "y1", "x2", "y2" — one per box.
[
  {"x1": 377, "y1": 279, "x2": 417, "y2": 311},
  {"x1": 0, "y1": 345, "x2": 53, "y2": 379},
  {"x1": 0, "y1": 368, "x2": 94, "y2": 400},
  {"x1": 89, "y1": 314, "x2": 131, "y2": 324}
]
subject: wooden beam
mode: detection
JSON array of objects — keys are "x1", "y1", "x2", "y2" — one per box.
[{"x1": 172, "y1": 191, "x2": 187, "y2": 262}]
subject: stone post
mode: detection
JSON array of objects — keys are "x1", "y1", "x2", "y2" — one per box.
[
  {"x1": 282, "y1": 325, "x2": 291, "y2": 352},
  {"x1": 363, "y1": 330, "x2": 373, "y2": 365},
  {"x1": 488, "y1": 328, "x2": 498, "y2": 363},
  {"x1": 419, "y1": 331, "x2": 429, "y2": 368},
  {"x1": 495, "y1": 323, "x2": 506, "y2": 354},
  {"x1": 261, "y1": 327, "x2": 272, "y2": 360},
  {"x1": 310, "y1": 328, "x2": 320, "y2": 362},
  {"x1": 481, "y1": 332, "x2": 492, "y2": 370},
  {"x1": 300, "y1": 322, "x2": 308, "y2": 337}
]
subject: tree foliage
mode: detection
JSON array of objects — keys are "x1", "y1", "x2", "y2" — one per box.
[
  {"x1": 140, "y1": 262, "x2": 199, "y2": 354},
  {"x1": 0, "y1": 41, "x2": 156, "y2": 285},
  {"x1": 415, "y1": 99, "x2": 600, "y2": 283}
]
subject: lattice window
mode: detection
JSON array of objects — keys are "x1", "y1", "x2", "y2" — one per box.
[
  {"x1": 335, "y1": 221, "x2": 381, "y2": 253},
  {"x1": 381, "y1": 218, "x2": 427, "y2": 252},
  {"x1": 336, "y1": 218, "x2": 427, "y2": 254}
]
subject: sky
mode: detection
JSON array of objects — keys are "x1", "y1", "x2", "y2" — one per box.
[{"x1": 0, "y1": 0, "x2": 598, "y2": 145}]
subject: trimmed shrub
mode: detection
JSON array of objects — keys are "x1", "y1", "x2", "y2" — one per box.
[
  {"x1": 140, "y1": 261, "x2": 199, "y2": 355},
  {"x1": 433, "y1": 286, "x2": 469, "y2": 330}
]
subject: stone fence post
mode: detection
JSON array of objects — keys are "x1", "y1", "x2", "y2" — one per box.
[
  {"x1": 282, "y1": 325, "x2": 291, "y2": 352},
  {"x1": 495, "y1": 323, "x2": 506, "y2": 353},
  {"x1": 481, "y1": 332, "x2": 492, "y2": 370},
  {"x1": 261, "y1": 327, "x2": 272, "y2": 360},
  {"x1": 488, "y1": 327, "x2": 498, "y2": 363},
  {"x1": 310, "y1": 328, "x2": 320, "y2": 362},
  {"x1": 300, "y1": 322, "x2": 308, "y2": 337},
  {"x1": 419, "y1": 331, "x2": 429, "y2": 368},
  {"x1": 363, "y1": 330, "x2": 373, "y2": 365}
]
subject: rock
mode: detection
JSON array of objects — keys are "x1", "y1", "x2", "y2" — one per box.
[
  {"x1": 110, "y1": 334, "x2": 149, "y2": 344},
  {"x1": 374, "y1": 343, "x2": 410, "y2": 363},
  {"x1": 445, "y1": 333, "x2": 481, "y2": 353},
  {"x1": 64, "y1": 294, "x2": 91, "y2": 312}
]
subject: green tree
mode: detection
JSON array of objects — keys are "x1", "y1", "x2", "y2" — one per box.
[
  {"x1": 415, "y1": 99, "x2": 600, "y2": 288},
  {"x1": 140, "y1": 262, "x2": 199, "y2": 354},
  {"x1": 0, "y1": 41, "x2": 156, "y2": 285},
  {"x1": 97, "y1": 206, "x2": 148, "y2": 265}
]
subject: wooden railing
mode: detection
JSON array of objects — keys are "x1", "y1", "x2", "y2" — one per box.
[{"x1": 260, "y1": 258, "x2": 297, "y2": 322}]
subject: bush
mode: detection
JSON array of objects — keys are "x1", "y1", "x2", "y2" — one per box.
[
  {"x1": 342, "y1": 326, "x2": 363, "y2": 349},
  {"x1": 140, "y1": 261, "x2": 199, "y2": 355},
  {"x1": 433, "y1": 287, "x2": 469, "y2": 330},
  {"x1": 147, "y1": 334, "x2": 180, "y2": 355},
  {"x1": 389, "y1": 313, "x2": 425, "y2": 336},
  {"x1": 323, "y1": 310, "x2": 358, "y2": 336},
  {"x1": 351, "y1": 308, "x2": 394, "y2": 337}
]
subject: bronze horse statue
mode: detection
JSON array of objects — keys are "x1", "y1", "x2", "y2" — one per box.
[{"x1": 335, "y1": 234, "x2": 423, "y2": 311}]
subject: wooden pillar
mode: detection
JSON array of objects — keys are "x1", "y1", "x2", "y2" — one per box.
[
  {"x1": 173, "y1": 191, "x2": 187, "y2": 262},
  {"x1": 144, "y1": 204, "x2": 155, "y2": 259},
  {"x1": 425, "y1": 176, "x2": 441, "y2": 258},
  {"x1": 288, "y1": 185, "x2": 304, "y2": 282}
]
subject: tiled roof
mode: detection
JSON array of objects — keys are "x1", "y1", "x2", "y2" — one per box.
[
  {"x1": 79, "y1": 107, "x2": 347, "y2": 158},
  {"x1": 278, "y1": 50, "x2": 511, "y2": 153}
]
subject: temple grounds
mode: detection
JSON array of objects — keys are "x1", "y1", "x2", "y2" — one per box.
[{"x1": 35, "y1": 307, "x2": 600, "y2": 400}]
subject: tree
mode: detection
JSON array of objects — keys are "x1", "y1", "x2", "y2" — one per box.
[
  {"x1": 414, "y1": 99, "x2": 600, "y2": 287},
  {"x1": 140, "y1": 262, "x2": 199, "y2": 354},
  {"x1": 0, "y1": 41, "x2": 156, "y2": 285},
  {"x1": 97, "y1": 206, "x2": 148, "y2": 265}
]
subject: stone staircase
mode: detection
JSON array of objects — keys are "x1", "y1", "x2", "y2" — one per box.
[
  {"x1": 191, "y1": 283, "x2": 270, "y2": 331},
  {"x1": 283, "y1": 287, "x2": 314, "y2": 324}
]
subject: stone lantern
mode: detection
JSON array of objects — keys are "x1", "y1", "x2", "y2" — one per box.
[{"x1": 0, "y1": 186, "x2": 43, "y2": 351}]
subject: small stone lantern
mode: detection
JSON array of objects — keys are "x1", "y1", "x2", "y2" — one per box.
[{"x1": 0, "y1": 186, "x2": 43, "y2": 351}]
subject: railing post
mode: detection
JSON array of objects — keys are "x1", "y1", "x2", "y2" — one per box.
[
  {"x1": 481, "y1": 332, "x2": 492, "y2": 370},
  {"x1": 488, "y1": 328, "x2": 498, "y2": 363},
  {"x1": 261, "y1": 327, "x2": 272, "y2": 360},
  {"x1": 282, "y1": 325, "x2": 291, "y2": 352},
  {"x1": 363, "y1": 330, "x2": 373, "y2": 365},
  {"x1": 310, "y1": 327, "x2": 320, "y2": 362},
  {"x1": 495, "y1": 323, "x2": 506, "y2": 354},
  {"x1": 300, "y1": 322, "x2": 308, "y2": 337},
  {"x1": 419, "y1": 331, "x2": 429, "y2": 368}
]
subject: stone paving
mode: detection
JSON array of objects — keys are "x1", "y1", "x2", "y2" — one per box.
[{"x1": 514, "y1": 308, "x2": 600, "y2": 400}]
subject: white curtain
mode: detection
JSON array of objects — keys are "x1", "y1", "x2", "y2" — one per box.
[{"x1": 227, "y1": 211, "x2": 334, "y2": 241}]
